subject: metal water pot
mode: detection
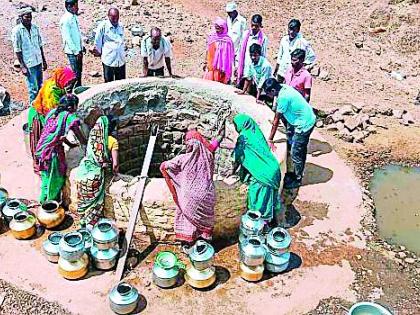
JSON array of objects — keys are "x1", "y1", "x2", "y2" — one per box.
[
  {"x1": 152, "y1": 251, "x2": 185, "y2": 288},
  {"x1": 239, "y1": 210, "x2": 265, "y2": 245},
  {"x1": 37, "y1": 200, "x2": 65, "y2": 229},
  {"x1": 188, "y1": 240, "x2": 215, "y2": 271},
  {"x1": 239, "y1": 236, "x2": 266, "y2": 267},
  {"x1": 90, "y1": 245, "x2": 119, "y2": 270},
  {"x1": 58, "y1": 253, "x2": 89, "y2": 280},
  {"x1": 42, "y1": 232, "x2": 63, "y2": 263},
  {"x1": 185, "y1": 265, "x2": 216, "y2": 289},
  {"x1": 91, "y1": 218, "x2": 119, "y2": 250},
  {"x1": 266, "y1": 227, "x2": 291, "y2": 255},
  {"x1": 59, "y1": 232, "x2": 85, "y2": 261},
  {"x1": 109, "y1": 282, "x2": 139, "y2": 314},
  {"x1": 239, "y1": 262, "x2": 264, "y2": 282},
  {"x1": 9, "y1": 211, "x2": 36, "y2": 240},
  {"x1": 2, "y1": 199, "x2": 23, "y2": 223},
  {"x1": 265, "y1": 251, "x2": 290, "y2": 273},
  {"x1": 0, "y1": 187, "x2": 8, "y2": 210}
]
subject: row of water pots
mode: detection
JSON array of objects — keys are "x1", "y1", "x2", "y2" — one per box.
[
  {"x1": 239, "y1": 210, "x2": 292, "y2": 281},
  {"x1": 1, "y1": 198, "x2": 66, "y2": 239},
  {"x1": 42, "y1": 218, "x2": 120, "y2": 280},
  {"x1": 152, "y1": 240, "x2": 216, "y2": 289}
]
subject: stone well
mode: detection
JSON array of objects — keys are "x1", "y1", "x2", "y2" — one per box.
[{"x1": 66, "y1": 78, "x2": 286, "y2": 242}]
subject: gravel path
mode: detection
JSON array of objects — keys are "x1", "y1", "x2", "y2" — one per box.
[{"x1": 0, "y1": 279, "x2": 72, "y2": 315}]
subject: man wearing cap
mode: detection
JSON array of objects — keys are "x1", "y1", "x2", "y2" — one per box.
[
  {"x1": 60, "y1": 0, "x2": 84, "y2": 87},
  {"x1": 91, "y1": 8, "x2": 126, "y2": 83},
  {"x1": 274, "y1": 19, "x2": 316, "y2": 82},
  {"x1": 12, "y1": 6, "x2": 47, "y2": 104},
  {"x1": 141, "y1": 27, "x2": 173, "y2": 77},
  {"x1": 226, "y1": 2, "x2": 247, "y2": 77}
]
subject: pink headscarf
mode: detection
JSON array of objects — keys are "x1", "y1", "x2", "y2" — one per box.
[{"x1": 206, "y1": 17, "x2": 235, "y2": 81}]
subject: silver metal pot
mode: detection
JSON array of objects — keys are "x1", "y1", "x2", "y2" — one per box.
[
  {"x1": 59, "y1": 232, "x2": 85, "y2": 261},
  {"x1": 240, "y1": 210, "x2": 265, "y2": 237},
  {"x1": 266, "y1": 227, "x2": 291, "y2": 255},
  {"x1": 91, "y1": 218, "x2": 119, "y2": 250},
  {"x1": 239, "y1": 236, "x2": 266, "y2": 267},
  {"x1": 42, "y1": 232, "x2": 63, "y2": 263},
  {"x1": 109, "y1": 282, "x2": 139, "y2": 314},
  {"x1": 188, "y1": 240, "x2": 215, "y2": 271},
  {"x1": 2, "y1": 199, "x2": 22, "y2": 223},
  {"x1": 77, "y1": 228, "x2": 93, "y2": 253},
  {"x1": 152, "y1": 251, "x2": 185, "y2": 288},
  {"x1": 265, "y1": 251, "x2": 290, "y2": 273},
  {"x1": 0, "y1": 187, "x2": 8, "y2": 211},
  {"x1": 90, "y1": 245, "x2": 119, "y2": 270}
]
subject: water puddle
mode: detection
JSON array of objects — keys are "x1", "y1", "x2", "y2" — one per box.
[{"x1": 370, "y1": 165, "x2": 420, "y2": 254}]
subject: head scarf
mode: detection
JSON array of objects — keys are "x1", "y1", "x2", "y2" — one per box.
[
  {"x1": 18, "y1": 7, "x2": 33, "y2": 16},
  {"x1": 206, "y1": 17, "x2": 235, "y2": 80},
  {"x1": 185, "y1": 129, "x2": 213, "y2": 153},
  {"x1": 233, "y1": 114, "x2": 281, "y2": 189},
  {"x1": 32, "y1": 67, "x2": 76, "y2": 115}
]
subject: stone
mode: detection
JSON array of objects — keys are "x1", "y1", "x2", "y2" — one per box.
[
  {"x1": 331, "y1": 111, "x2": 345, "y2": 123},
  {"x1": 338, "y1": 105, "x2": 355, "y2": 115},
  {"x1": 344, "y1": 116, "x2": 361, "y2": 132},
  {"x1": 318, "y1": 70, "x2": 330, "y2": 81},
  {"x1": 366, "y1": 125, "x2": 377, "y2": 134},
  {"x1": 392, "y1": 109, "x2": 405, "y2": 119},
  {"x1": 131, "y1": 36, "x2": 141, "y2": 46},
  {"x1": 390, "y1": 71, "x2": 406, "y2": 81},
  {"x1": 326, "y1": 122, "x2": 345, "y2": 132},
  {"x1": 13, "y1": 60, "x2": 20, "y2": 68},
  {"x1": 352, "y1": 130, "x2": 366, "y2": 143},
  {"x1": 315, "y1": 120, "x2": 324, "y2": 128},
  {"x1": 352, "y1": 102, "x2": 363, "y2": 113},
  {"x1": 404, "y1": 258, "x2": 415, "y2": 264},
  {"x1": 131, "y1": 25, "x2": 144, "y2": 37},
  {"x1": 398, "y1": 252, "x2": 407, "y2": 259},
  {"x1": 401, "y1": 112, "x2": 415, "y2": 125},
  {"x1": 338, "y1": 129, "x2": 354, "y2": 142},
  {"x1": 89, "y1": 71, "x2": 100, "y2": 78},
  {"x1": 310, "y1": 65, "x2": 321, "y2": 77},
  {"x1": 378, "y1": 108, "x2": 392, "y2": 116},
  {"x1": 172, "y1": 131, "x2": 183, "y2": 144}
]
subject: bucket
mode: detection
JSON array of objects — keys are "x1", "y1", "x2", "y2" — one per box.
[{"x1": 22, "y1": 123, "x2": 32, "y2": 158}]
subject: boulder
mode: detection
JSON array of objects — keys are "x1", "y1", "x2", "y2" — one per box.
[
  {"x1": 326, "y1": 122, "x2": 345, "y2": 132},
  {"x1": 353, "y1": 130, "x2": 367, "y2": 143},
  {"x1": 338, "y1": 105, "x2": 355, "y2": 115},
  {"x1": 401, "y1": 112, "x2": 415, "y2": 125},
  {"x1": 330, "y1": 111, "x2": 345, "y2": 123},
  {"x1": 344, "y1": 116, "x2": 360, "y2": 132},
  {"x1": 338, "y1": 129, "x2": 354, "y2": 142},
  {"x1": 392, "y1": 109, "x2": 405, "y2": 119}
]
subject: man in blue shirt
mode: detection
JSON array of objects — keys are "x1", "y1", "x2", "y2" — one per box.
[
  {"x1": 236, "y1": 43, "x2": 272, "y2": 104},
  {"x1": 91, "y1": 8, "x2": 126, "y2": 82},
  {"x1": 60, "y1": 0, "x2": 84, "y2": 87},
  {"x1": 264, "y1": 78, "x2": 316, "y2": 189}
]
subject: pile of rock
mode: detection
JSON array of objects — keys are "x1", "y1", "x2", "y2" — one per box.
[
  {"x1": 0, "y1": 85, "x2": 10, "y2": 116},
  {"x1": 318, "y1": 103, "x2": 415, "y2": 143}
]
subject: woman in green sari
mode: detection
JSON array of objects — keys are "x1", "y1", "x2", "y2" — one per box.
[
  {"x1": 233, "y1": 113, "x2": 282, "y2": 225},
  {"x1": 35, "y1": 94, "x2": 86, "y2": 203},
  {"x1": 76, "y1": 115, "x2": 119, "y2": 229}
]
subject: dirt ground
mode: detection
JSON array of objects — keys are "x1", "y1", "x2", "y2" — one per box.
[{"x1": 0, "y1": 0, "x2": 419, "y2": 314}]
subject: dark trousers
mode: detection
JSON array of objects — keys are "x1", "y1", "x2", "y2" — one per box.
[
  {"x1": 147, "y1": 67, "x2": 164, "y2": 77},
  {"x1": 286, "y1": 124, "x2": 314, "y2": 180},
  {"x1": 103, "y1": 63, "x2": 126, "y2": 83},
  {"x1": 26, "y1": 63, "x2": 43, "y2": 104},
  {"x1": 67, "y1": 54, "x2": 83, "y2": 87}
]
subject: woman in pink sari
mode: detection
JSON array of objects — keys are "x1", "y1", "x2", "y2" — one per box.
[
  {"x1": 203, "y1": 17, "x2": 235, "y2": 84},
  {"x1": 160, "y1": 128, "x2": 225, "y2": 246}
]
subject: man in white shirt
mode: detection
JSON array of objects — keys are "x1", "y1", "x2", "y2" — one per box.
[
  {"x1": 91, "y1": 8, "x2": 126, "y2": 83},
  {"x1": 226, "y1": 2, "x2": 247, "y2": 74},
  {"x1": 12, "y1": 7, "x2": 47, "y2": 104},
  {"x1": 274, "y1": 19, "x2": 316, "y2": 82},
  {"x1": 60, "y1": 0, "x2": 84, "y2": 87},
  {"x1": 141, "y1": 27, "x2": 173, "y2": 77}
]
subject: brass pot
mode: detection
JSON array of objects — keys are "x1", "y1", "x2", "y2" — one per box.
[
  {"x1": 9, "y1": 211, "x2": 36, "y2": 240},
  {"x1": 185, "y1": 265, "x2": 216, "y2": 289},
  {"x1": 239, "y1": 262, "x2": 264, "y2": 282},
  {"x1": 58, "y1": 253, "x2": 89, "y2": 280},
  {"x1": 37, "y1": 200, "x2": 65, "y2": 229}
]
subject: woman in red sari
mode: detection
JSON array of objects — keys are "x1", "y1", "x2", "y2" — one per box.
[
  {"x1": 160, "y1": 128, "x2": 225, "y2": 247},
  {"x1": 203, "y1": 17, "x2": 235, "y2": 84}
]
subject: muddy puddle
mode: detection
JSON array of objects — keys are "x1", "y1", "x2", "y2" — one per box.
[{"x1": 370, "y1": 165, "x2": 420, "y2": 254}]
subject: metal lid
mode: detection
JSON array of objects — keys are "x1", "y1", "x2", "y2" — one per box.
[
  {"x1": 189, "y1": 240, "x2": 215, "y2": 262},
  {"x1": 266, "y1": 227, "x2": 292, "y2": 250},
  {"x1": 91, "y1": 218, "x2": 118, "y2": 244}
]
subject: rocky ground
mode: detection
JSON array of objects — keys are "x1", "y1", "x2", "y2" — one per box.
[{"x1": 0, "y1": 0, "x2": 419, "y2": 314}]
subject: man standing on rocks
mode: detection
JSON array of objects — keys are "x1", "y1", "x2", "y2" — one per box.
[
  {"x1": 263, "y1": 78, "x2": 316, "y2": 189},
  {"x1": 12, "y1": 7, "x2": 48, "y2": 104},
  {"x1": 284, "y1": 48, "x2": 313, "y2": 102},
  {"x1": 274, "y1": 19, "x2": 316, "y2": 83},
  {"x1": 91, "y1": 8, "x2": 126, "y2": 83},
  {"x1": 60, "y1": 0, "x2": 84, "y2": 87},
  {"x1": 236, "y1": 43, "x2": 272, "y2": 104},
  {"x1": 141, "y1": 27, "x2": 173, "y2": 77},
  {"x1": 226, "y1": 2, "x2": 247, "y2": 79}
]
